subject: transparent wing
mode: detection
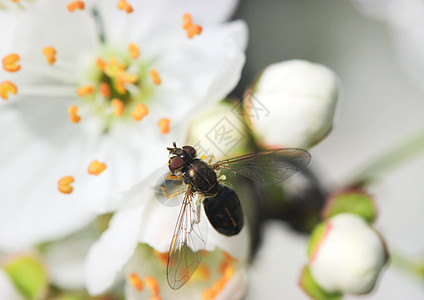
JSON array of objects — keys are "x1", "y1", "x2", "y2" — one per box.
[
  {"x1": 167, "y1": 192, "x2": 208, "y2": 290},
  {"x1": 212, "y1": 148, "x2": 311, "y2": 185},
  {"x1": 154, "y1": 172, "x2": 187, "y2": 207}
]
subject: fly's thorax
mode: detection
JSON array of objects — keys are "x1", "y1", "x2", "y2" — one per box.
[{"x1": 183, "y1": 159, "x2": 217, "y2": 193}]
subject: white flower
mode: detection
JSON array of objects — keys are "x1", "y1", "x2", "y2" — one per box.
[
  {"x1": 0, "y1": 270, "x2": 24, "y2": 300},
  {"x1": 0, "y1": 0, "x2": 247, "y2": 251},
  {"x1": 352, "y1": 0, "x2": 424, "y2": 93},
  {"x1": 186, "y1": 100, "x2": 247, "y2": 161},
  {"x1": 248, "y1": 59, "x2": 339, "y2": 149},
  {"x1": 85, "y1": 168, "x2": 250, "y2": 297},
  {"x1": 309, "y1": 213, "x2": 388, "y2": 295}
]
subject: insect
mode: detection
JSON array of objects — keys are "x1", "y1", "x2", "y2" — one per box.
[{"x1": 154, "y1": 142, "x2": 311, "y2": 289}]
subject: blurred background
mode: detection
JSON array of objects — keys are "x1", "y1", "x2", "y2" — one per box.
[{"x1": 231, "y1": 0, "x2": 424, "y2": 299}]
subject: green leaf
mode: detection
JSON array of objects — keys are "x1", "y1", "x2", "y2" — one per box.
[
  {"x1": 300, "y1": 266, "x2": 342, "y2": 300},
  {"x1": 3, "y1": 255, "x2": 49, "y2": 300},
  {"x1": 323, "y1": 190, "x2": 376, "y2": 223},
  {"x1": 307, "y1": 222, "x2": 327, "y2": 259},
  {"x1": 351, "y1": 128, "x2": 424, "y2": 186}
]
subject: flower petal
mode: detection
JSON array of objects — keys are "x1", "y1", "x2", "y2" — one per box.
[
  {"x1": 85, "y1": 204, "x2": 144, "y2": 295},
  {"x1": 0, "y1": 269, "x2": 24, "y2": 300}
]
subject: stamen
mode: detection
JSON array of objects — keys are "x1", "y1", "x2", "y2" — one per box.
[
  {"x1": 96, "y1": 58, "x2": 106, "y2": 71},
  {"x1": 58, "y1": 176, "x2": 74, "y2": 194},
  {"x1": 128, "y1": 273, "x2": 143, "y2": 292},
  {"x1": 129, "y1": 43, "x2": 140, "y2": 59},
  {"x1": 197, "y1": 264, "x2": 211, "y2": 281},
  {"x1": 77, "y1": 85, "x2": 94, "y2": 97},
  {"x1": 87, "y1": 160, "x2": 107, "y2": 175},
  {"x1": 144, "y1": 276, "x2": 160, "y2": 297},
  {"x1": 132, "y1": 103, "x2": 149, "y2": 121},
  {"x1": 117, "y1": 0, "x2": 133, "y2": 13},
  {"x1": 111, "y1": 98, "x2": 124, "y2": 116},
  {"x1": 158, "y1": 118, "x2": 170, "y2": 134},
  {"x1": 42, "y1": 46, "x2": 57, "y2": 65},
  {"x1": 182, "y1": 13, "x2": 202, "y2": 39},
  {"x1": 67, "y1": 1, "x2": 85, "y2": 12},
  {"x1": 0, "y1": 81, "x2": 17, "y2": 100},
  {"x1": 2, "y1": 54, "x2": 21, "y2": 72},
  {"x1": 100, "y1": 82, "x2": 111, "y2": 98},
  {"x1": 68, "y1": 105, "x2": 81, "y2": 123},
  {"x1": 153, "y1": 250, "x2": 168, "y2": 266},
  {"x1": 150, "y1": 69, "x2": 161, "y2": 85}
]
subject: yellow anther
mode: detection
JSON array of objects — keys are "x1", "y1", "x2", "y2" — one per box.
[
  {"x1": 128, "y1": 273, "x2": 143, "y2": 292},
  {"x1": 197, "y1": 264, "x2": 211, "y2": 281},
  {"x1": 150, "y1": 296, "x2": 163, "y2": 300},
  {"x1": 0, "y1": 81, "x2": 17, "y2": 100},
  {"x1": 153, "y1": 250, "x2": 168, "y2": 266},
  {"x1": 58, "y1": 176, "x2": 74, "y2": 194},
  {"x1": 158, "y1": 118, "x2": 170, "y2": 134},
  {"x1": 144, "y1": 276, "x2": 160, "y2": 296},
  {"x1": 67, "y1": 1, "x2": 85, "y2": 12},
  {"x1": 128, "y1": 43, "x2": 140, "y2": 59},
  {"x1": 186, "y1": 24, "x2": 203, "y2": 39},
  {"x1": 150, "y1": 69, "x2": 161, "y2": 85},
  {"x1": 182, "y1": 13, "x2": 202, "y2": 39},
  {"x1": 132, "y1": 103, "x2": 149, "y2": 121},
  {"x1": 76, "y1": 85, "x2": 94, "y2": 97},
  {"x1": 2, "y1": 53, "x2": 21, "y2": 72},
  {"x1": 182, "y1": 13, "x2": 192, "y2": 29},
  {"x1": 111, "y1": 98, "x2": 124, "y2": 116},
  {"x1": 42, "y1": 46, "x2": 57, "y2": 65},
  {"x1": 96, "y1": 58, "x2": 106, "y2": 71},
  {"x1": 12, "y1": 0, "x2": 20, "y2": 2},
  {"x1": 87, "y1": 160, "x2": 107, "y2": 175},
  {"x1": 100, "y1": 82, "x2": 111, "y2": 98},
  {"x1": 68, "y1": 105, "x2": 81, "y2": 123},
  {"x1": 202, "y1": 289, "x2": 215, "y2": 300},
  {"x1": 223, "y1": 264, "x2": 235, "y2": 280},
  {"x1": 117, "y1": 0, "x2": 133, "y2": 13}
]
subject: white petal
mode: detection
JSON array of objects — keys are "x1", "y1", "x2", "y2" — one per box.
[
  {"x1": 84, "y1": 204, "x2": 144, "y2": 295},
  {"x1": 0, "y1": 270, "x2": 24, "y2": 300}
]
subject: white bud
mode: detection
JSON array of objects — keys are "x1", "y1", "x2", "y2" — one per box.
[
  {"x1": 249, "y1": 60, "x2": 339, "y2": 148},
  {"x1": 309, "y1": 213, "x2": 388, "y2": 295}
]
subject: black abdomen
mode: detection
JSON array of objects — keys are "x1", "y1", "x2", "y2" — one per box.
[{"x1": 203, "y1": 185, "x2": 243, "y2": 236}]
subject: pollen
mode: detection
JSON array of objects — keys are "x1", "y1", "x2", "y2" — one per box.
[
  {"x1": 58, "y1": 176, "x2": 74, "y2": 194},
  {"x1": 128, "y1": 43, "x2": 140, "y2": 59},
  {"x1": 128, "y1": 273, "x2": 143, "y2": 292},
  {"x1": 182, "y1": 13, "x2": 202, "y2": 39},
  {"x1": 158, "y1": 118, "x2": 170, "y2": 134},
  {"x1": 132, "y1": 103, "x2": 149, "y2": 121},
  {"x1": 118, "y1": 0, "x2": 133, "y2": 13},
  {"x1": 88, "y1": 160, "x2": 107, "y2": 175},
  {"x1": 77, "y1": 85, "x2": 94, "y2": 97},
  {"x1": 42, "y1": 46, "x2": 57, "y2": 65},
  {"x1": 68, "y1": 105, "x2": 81, "y2": 123},
  {"x1": 0, "y1": 81, "x2": 17, "y2": 100},
  {"x1": 2, "y1": 54, "x2": 21, "y2": 72},
  {"x1": 150, "y1": 69, "x2": 161, "y2": 85},
  {"x1": 111, "y1": 98, "x2": 124, "y2": 116},
  {"x1": 67, "y1": 1, "x2": 85, "y2": 12},
  {"x1": 144, "y1": 276, "x2": 160, "y2": 297},
  {"x1": 100, "y1": 82, "x2": 111, "y2": 98}
]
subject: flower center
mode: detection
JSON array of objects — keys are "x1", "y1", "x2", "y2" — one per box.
[{"x1": 75, "y1": 45, "x2": 158, "y2": 130}]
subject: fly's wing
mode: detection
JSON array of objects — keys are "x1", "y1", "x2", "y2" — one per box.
[
  {"x1": 167, "y1": 192, "x2": 208, "y2": 290},
  {"x1": 154, "y1": 172, "x2": 186, "y2": 207},
  {"x1": 212, "y1": 148, "x2": 311, "y2": 185}
]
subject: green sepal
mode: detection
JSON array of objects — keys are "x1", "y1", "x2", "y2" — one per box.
[
  {"x1": 299, "y1": 266, "x2": 342, "y2": 300},
  {"x1": 307, "y1": 222, "x2": 327, "y2": 259},
  {"x1": 323, "y1": 189, "x2": 376, "y2": 223},
  {"x1": 3, "y1": 254, "x2": 49, "y2": 300}
]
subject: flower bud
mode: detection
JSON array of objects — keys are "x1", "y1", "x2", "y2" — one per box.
[
  {"x1": 186, "y1": 100, "x2": 247, "y2": 160},
  {"x1": 248, "y1": 60, "x2": 339, "y2": 148},
  {"x1": 307, "y1": 213, "x2": 388, "y2": 295}
]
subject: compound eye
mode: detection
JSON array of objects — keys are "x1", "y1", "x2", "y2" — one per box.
[
  {"x1": 182, "y1": 146, "x2": 196, "y2": 159},
  {"x1": 168, "y1": 156, "x2": 184, "y2": 172}
]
